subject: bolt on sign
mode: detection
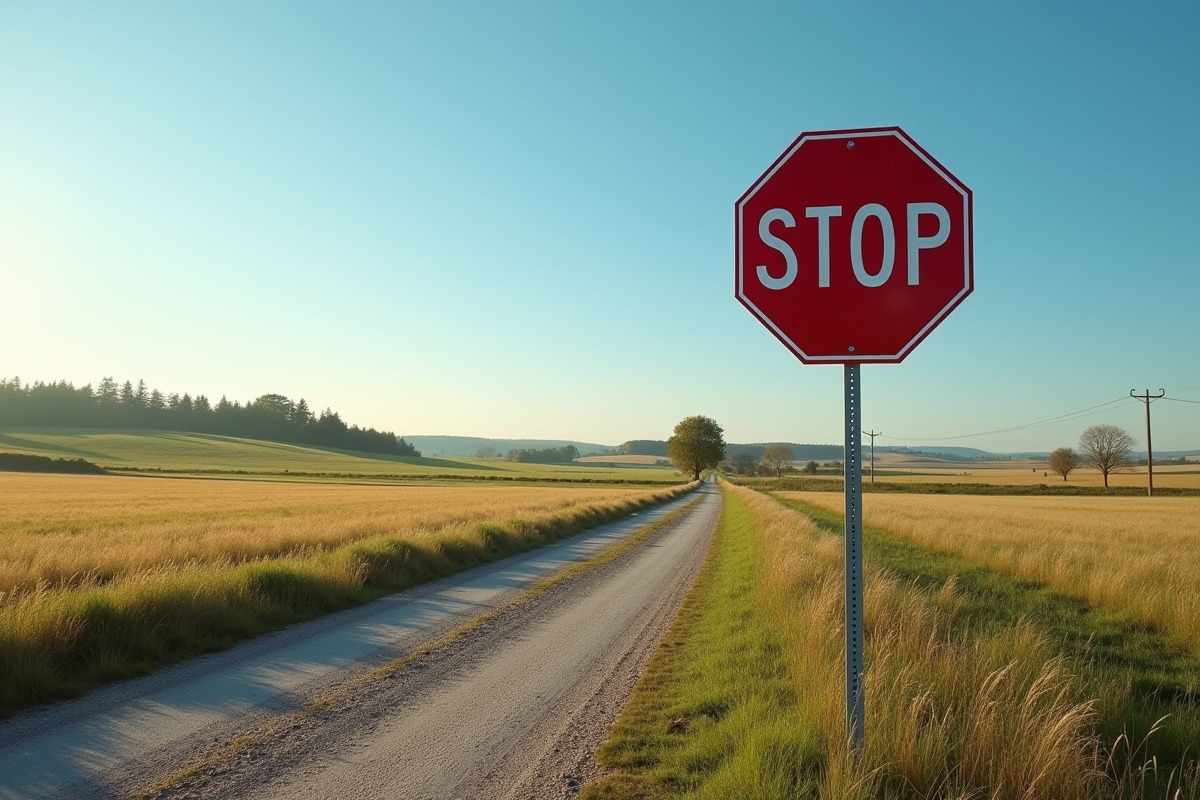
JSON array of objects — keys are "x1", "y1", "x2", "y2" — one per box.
[{"x1": 734, "y1": 126, "x2": 973, "y2": 747}]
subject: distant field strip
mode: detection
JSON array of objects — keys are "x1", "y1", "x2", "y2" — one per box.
[
  {"x1": 0, "y1": 474, "x2": 690, "y2": 714},
  {"x1": 0, "y1": 428, "x2": 681, "y2": 482},
  {"x1": 876, "y1": 465, "x2": 1200, "y2": 490},
  {"x1": 789, "y1": 492, "x2": 1200, "y2": 656}
]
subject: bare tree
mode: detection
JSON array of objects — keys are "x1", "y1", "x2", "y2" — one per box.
[
  {"x1": 1078, "y1": 425, "x2": 1135, "y2": 488},
  {"x1": 1047, "y1": 447, "x2": 1079, "y2": 481},
  {"x1": 759, "y1": 443, "x2": 794, "y2": 477}
]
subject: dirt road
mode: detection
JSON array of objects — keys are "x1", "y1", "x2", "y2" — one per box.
[{"x1": 0, "y1": 481, "x2": 719, "y2": 800}]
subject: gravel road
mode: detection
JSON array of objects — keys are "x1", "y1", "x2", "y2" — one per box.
[{"x1": 0, "y1": 481, "x2": 719, "y2": 800}]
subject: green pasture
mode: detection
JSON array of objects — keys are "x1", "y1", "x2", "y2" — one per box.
[{"x1": 0, "y1": 428, "x2": 683, "y2": 483}]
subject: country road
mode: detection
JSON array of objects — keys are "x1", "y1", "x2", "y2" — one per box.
[{"x1": 0, "y1": 480, "x2": 720, "y2": 800}]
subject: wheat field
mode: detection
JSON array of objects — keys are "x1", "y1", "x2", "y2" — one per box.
[
  {"x1": 868, "y1": 453, "x2": 1200, "y2": 490},
  {"x1": 741, "y1": 482, "x2": 1111, "y2": 798},
  {"x1": 0, "y1": 472, "x2": 688, "y2": 714},
  {"x1": 790, "y1": 491, "x2": 1200, "y2": 656},
  {"x1": 0, "y1": 473, "x2": 670, "y2": 598}
]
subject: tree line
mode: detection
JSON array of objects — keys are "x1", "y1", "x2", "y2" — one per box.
[
  {"x1": 0, "y1": 377, "x2": 419, "y2": 457},
  {"x1": 720, "y1": 443, "x2": 841, "y2": 477},
  {"x1": 507, "y1": 445, "x2": 580, "y2": 464}
]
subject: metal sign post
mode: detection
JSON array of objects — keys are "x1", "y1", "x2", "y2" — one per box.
[
  {"x1": 735, "y1": 126, "x2": 974, "y2": 753},
  {"x1": 843, "y1": 365, "x2": 864, "y2": 748}
]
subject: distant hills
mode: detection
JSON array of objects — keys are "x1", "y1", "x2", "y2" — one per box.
[
  {"x1": 406, "y1": 436, "x2": 847, "y2": 460},
  {"x1": 405, "y1": 436, "x2": 1200, "y2": 462},
  {"x1": 404, "y1": 436, "x2": 1001, "y2": 461},
  {"x1": 877, "y1": 445, "x2": 996, "y2": 460},
  {"x1": 407, "y1": 437, "x2": 995, "y2": 461}
]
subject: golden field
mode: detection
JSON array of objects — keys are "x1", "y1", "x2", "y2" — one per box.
[
  {"x1": 869, "y1": 452, "x2": 1200, "y2": 489},
  {"x1": 576, "y1": 454, "x2": 670, "y2": 466},
  {"x1": 0, "y1": 472, "x2": 690, "y2": 714},
  {"x1": 0, "y1": 473, "x2": 670, "y2": 598},
  {"x1": 790, "y1": 490, "x2": 1200, "y2": 655}
]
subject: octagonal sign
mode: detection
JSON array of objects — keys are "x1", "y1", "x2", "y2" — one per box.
[{"x1": 736, "y1": 126, "x2": 973, "y2": 364}]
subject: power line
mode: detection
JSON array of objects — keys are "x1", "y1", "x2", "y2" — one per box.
[
  {"x1": 881, "y1": 397, "x2": 1131, "y2": 443},
  {"x1": 1164, "y1": 397, "x2": 1200, "y2": 405}
]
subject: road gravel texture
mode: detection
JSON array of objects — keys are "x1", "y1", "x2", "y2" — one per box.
[{"x1": 0, "y1": 481, "x2": 720, "y2": 800}]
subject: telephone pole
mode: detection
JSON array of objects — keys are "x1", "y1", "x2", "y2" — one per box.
[
  {"x1": 864, "y1": 430, "x2": 882, "y2": 484},
  {"x1": 1130, "y1": 389, "x2": 1164, "y2": 496}
]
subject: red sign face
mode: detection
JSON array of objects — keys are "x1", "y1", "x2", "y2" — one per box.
[{"x1": 736, "y1": 127, "x2": 973, "y2": 364}]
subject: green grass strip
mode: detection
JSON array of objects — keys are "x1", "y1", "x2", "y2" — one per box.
[
  {"x1": 774, "y1": 495, "x2": 1200, "y2": 778},
  {"x1": 583, "y1": 486, "x2": 822, "y2": 800}
]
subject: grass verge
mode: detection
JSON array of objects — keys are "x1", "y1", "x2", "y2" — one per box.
[
  {"x1": 582, "y1": 484, "x2": 821, "y2": 800},
  {"x1": 0, "y1": 483, "x2": 694, "y2": 717}
]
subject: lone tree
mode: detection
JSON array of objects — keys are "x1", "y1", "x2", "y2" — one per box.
[
  {"x1": 667, "y1": 415, "x2": 726, "y2": 481},
  {"x1": 1078, "y1": 424, "x2": 1135, "y2": 488},
  {"x1": 1047, "y1": 446, "x2": 1079, "y2": 481},
  {"x1": 759, "y1": 443, "x2": 794, "y2": 477}
]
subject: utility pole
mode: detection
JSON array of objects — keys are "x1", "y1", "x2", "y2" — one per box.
[
  {"x1": 864, "y1": 430, "x2": 882, "y2": 484},
  {"x1": 1130, "y1": 389, "x2": 1164, "y2": 496}
]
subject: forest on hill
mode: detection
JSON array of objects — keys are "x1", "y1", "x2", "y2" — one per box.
[{"x1": 0, "y1": 377, "x2": 419, "y2": 457}]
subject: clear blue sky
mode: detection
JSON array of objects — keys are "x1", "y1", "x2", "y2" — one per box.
[{"x1": 2, "y1": 1, "x2": 1197, "y2": 452}]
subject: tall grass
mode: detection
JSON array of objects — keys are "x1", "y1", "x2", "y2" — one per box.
[
  {"x1": 0, "y1": 476, "x2": 691, "y2": 715},
  {"x1": 790, "y1": 492, "x2": 1200, "y2": 657},
  {"x1": 739, "y1": 482, "x2": 1112, "y2": 799},
  {"x1": 0, "y1": 474, "x2": 671, "y2": 596},
  {"x1": 590, "y1": 482, "x2": 1195, "y2": 798}
]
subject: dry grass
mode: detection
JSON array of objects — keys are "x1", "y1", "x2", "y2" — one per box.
[
  {"x1": 791, "y1": 491, "x2": 1200, "y2": 656},
  {"x1": 0, "y1": 473, "x2": 690, "y2": 714},
  {"x1": 872, "y1": 453, "x2": 1200, "y2": 490},
  {"x1": 0, "y1": 473, "x2": 661, "y2": 598},
  {"x1": 730, "y1": 482, "x2": 1108, "y2": 799}
]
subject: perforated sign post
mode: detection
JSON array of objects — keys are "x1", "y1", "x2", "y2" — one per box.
[{"x1": 735, "y1": 126, "x2": 973, "y2": 748}]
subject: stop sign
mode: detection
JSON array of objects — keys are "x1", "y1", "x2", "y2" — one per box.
[{"x1": 735, "y1": 126, "x2": 973, "y2": 364}]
